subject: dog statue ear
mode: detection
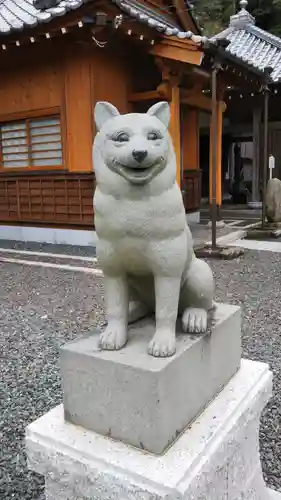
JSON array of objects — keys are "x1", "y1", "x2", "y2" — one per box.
[
  {"x1": 94, "y1": 101, "x2": 120, "y2": 131},
  {"x1": 147, "y1": 101, "x2": 170, "y2": 128}
]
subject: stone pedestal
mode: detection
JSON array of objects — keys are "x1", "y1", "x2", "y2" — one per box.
[
  {"x1": 60, "y1": 303, "x2": 241, "y2": 454},
  {"x1": 25, "y1": 303, "x2": 278, "y2": 499},
  {"x1": 26, "y1": 359, "x2": 276, "y2": 500}
]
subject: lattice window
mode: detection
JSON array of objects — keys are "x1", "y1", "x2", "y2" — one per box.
[{"x1": 0, "y1": 115, "x2": 63, "y2": 169}]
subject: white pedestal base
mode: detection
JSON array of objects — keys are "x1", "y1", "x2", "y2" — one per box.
[
  {"x1": 26, "y1": 359, "x2": 274, "y2": 500},
  {"x1": 270, "y1": 490, "x2": 281, "y2": 499}
]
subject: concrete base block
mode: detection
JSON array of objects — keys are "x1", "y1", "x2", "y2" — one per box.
[
  {"x1": 60, "y1": 303, "x2": 241, "y2": 454},
  {"x1": 0, "y1": 224, "x2": 97, "y2": 246},
  {"x1": 26, "y1": 359, "x2": 272, "y2": 500}
]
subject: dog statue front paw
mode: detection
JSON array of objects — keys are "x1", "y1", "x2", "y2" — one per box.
[
  {"x1": 148, "y1": 329, "x2": 176, "y2": 357},
  {"x1": 99, "y1": 325, "x2": 127, "y2": 350},
  {"x1": 182, "y1": 307, "x2": 208, "y2": 333}
]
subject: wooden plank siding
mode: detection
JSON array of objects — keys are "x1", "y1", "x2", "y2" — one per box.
[
  {"x1": 63, "y1": 51, "x2": 93, "y2": 173},
  {"x1": 182, "y1": 107, "x2": 199, "y2": 171},
  {"x1": 0, "y1": 171, "x2": 95, "y2": 227},
  {"x1": 182, "y1": 169, "x2": 202, "y2": 213},
  {"x1": 0, "y1": 48, "x2": 62, "y2": 116},
  {"x1": 90, "y1": 48, "x2": 132, "y2": 118}
]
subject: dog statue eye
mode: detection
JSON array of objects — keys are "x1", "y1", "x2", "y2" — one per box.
[
  {"x1": 114, "y1": 132, "x2": 130, "y2": 142},
  {"x1": 147, "y1": 131, "x2": 161, "y2": 141}
]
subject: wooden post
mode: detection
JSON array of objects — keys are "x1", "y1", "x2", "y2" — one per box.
[
  {"x1": 169, "y1": 86, "x2": 181, "y2": 187},
  {"x1": 261, "y1": 66, "x2": 272, "y2": 226},
  {"x1": 216, "y1": 101, "x2": 223, "y2": 207},
  {"x1": 262, "y1": 84, "x2": 270, "y2": 226},
  {"x1": 209, "y1": 101, "x2": 223, "y2": 208},
  {"x1": 252, "y1": 106, "x2": 262, "y2": 205},
  {"x1": 210, "y1": 66, "x2": 218, "y2": 249}
]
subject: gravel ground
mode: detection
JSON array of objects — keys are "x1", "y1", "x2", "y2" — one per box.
[
  {"x1": 1, "y1": 248, "x2": 281, "y2": 499},
  {"x1": 0, "y1": 264, "x2": 105, "y2": 500},
  {"x1": 0, "y1": 239, "x2": 96, "y2": 257},
  {"x1": 212, "y1": 250, "x2": 281, "y2": 491}
]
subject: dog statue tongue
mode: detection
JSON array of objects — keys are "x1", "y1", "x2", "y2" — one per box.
[{"x1": 93, "y1": 101, "x2": 215, "y2": 357}]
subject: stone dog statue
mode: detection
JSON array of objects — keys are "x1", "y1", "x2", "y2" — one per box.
[{"x1": 93, "y1": 101, "x2": 215, "y2": 357}]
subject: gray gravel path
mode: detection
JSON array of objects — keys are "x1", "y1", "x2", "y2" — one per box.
[
  {"x1": 0, "y1": 264, "x2": 105, "y2": 500},
  {"x1": 212, "y1": 250, "x2": 281, "y2": 492},
  {"x1": 0, "y1": 239, "x2": 96, "y2": 257},
  {"x1": 1, "y1": 249, "x2": 281, "y2": 499}
]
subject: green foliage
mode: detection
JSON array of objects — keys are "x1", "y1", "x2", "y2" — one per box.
[{"x1": 193, "y1": 0, "x2": 281, "y2": 37}]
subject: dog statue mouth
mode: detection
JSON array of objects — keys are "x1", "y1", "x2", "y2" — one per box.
[{"x1": 112, "y1": 160, "x2": 163, "y2": 185}]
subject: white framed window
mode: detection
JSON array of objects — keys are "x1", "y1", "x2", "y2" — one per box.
[{"x1": 0, "y1": 115, "x2": 63, "y2": 169}]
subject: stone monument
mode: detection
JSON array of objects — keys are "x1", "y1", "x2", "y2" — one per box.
[
  {"x1": 25, "y1": 102, "x2": 277, "y2": 499},
  {"x1": 266, "y1": 177, "x2": 281, "y2": 223}
]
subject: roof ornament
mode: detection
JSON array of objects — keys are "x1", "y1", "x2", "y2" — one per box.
[
  {"x1": 229, "y1": 0, "x2": 255, "y2": 27},
  {"x1": 240, "y1": 0, "x2": 248, "y2": 10}
]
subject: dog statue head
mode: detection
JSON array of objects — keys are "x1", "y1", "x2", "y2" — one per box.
[{"x1": 93, "y1": 101, "x2": 176, "y2": 193}]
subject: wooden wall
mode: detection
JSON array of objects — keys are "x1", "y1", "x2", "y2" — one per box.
[
  {"x1": 0, "y1": 49, "x2": 62, "y2": 116},
  {"x1": 182, "y1": 170, "x2": 202, "y2": 213},
  {"x1": 181, "y1": 107, "x2": 202, "y2": 212},
  {"x1": 64, "y1": 44, "x2": 133, "y2": 172},
  {"x1": 182, "y1": 106, "x2": 199, "y2": 170},
  {"x1": 0, "y1": 40, "x2": 134, "y2": 175},
  {"x1": 0, "y1": 37, "x2": 202, "y2": 224},
  {"x1": 0, "y1": 38, "x2": 156, "y2": 227}
]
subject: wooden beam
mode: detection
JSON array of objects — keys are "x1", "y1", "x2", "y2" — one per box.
[
  {"x1": 169, "y1": 86, "x2": 181, "y2": 187},
  {"x1": 150, "y1": 38, "x2": 203, "y2": 65},
  {"x1": 129, "y1": 90, "x2": 162, "y2": 103},
  {"x1": 181, "y1": 90, "x2": 227, "y2": 112},
  {"x1": 128, "y1": 84, "x2": 171, "y2": 103},
  {"x1": 181, "y1": 92, "x2": 212, "y2": 111},
  {"x1": 172, "y1": 0, "x2": 194, "y2": 32}
]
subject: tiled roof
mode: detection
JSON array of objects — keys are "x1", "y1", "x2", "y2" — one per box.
[
  {"x1": 212, "y1": 0, "x2": 281, "y2": 82},
  {"x1": 0, "y1": 0, "x2": 84, "y2": 34},
  {"x1": 0, "y1": 0, "x2": 207, "y2": 44},
  {"x1": 113, "y1": 0, "x2": 207, "y2": 43}
]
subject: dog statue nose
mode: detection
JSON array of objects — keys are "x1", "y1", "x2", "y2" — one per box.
[{"x1": 132, "y1": 150, "x2": 148, "y2": 163}]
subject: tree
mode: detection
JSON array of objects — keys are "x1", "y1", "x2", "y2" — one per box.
[{"x1": 193, "y1": 0, "x2": 281, "y2": 36}]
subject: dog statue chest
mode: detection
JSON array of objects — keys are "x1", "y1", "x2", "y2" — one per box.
[{"x1": 94, "y1": 187, "x2": 185, "y2": 241}]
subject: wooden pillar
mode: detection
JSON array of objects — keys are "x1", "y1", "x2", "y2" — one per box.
[
  {"x1": 252, "y1": 106, "x2": 262, "y2": 203},
  {"x1": 209, "y1": 101, "x2": 223, "y2": 207},
  {"x1": 169, "y1": 86, "x2": 181, "y2": 186},
  {"x1": 216, "y1": 101, "x2": 223, "y2": 206}
]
